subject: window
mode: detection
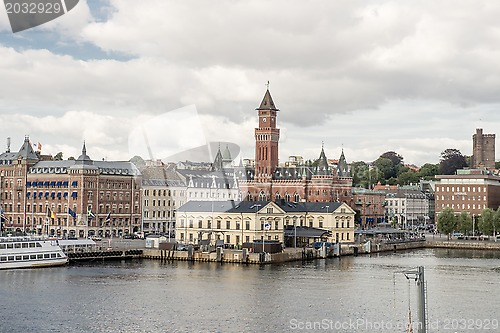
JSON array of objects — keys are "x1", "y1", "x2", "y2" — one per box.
[
  {"x1": 246, "y1": 221, "x2": 250, "y2": 230},
  {"x1": 226, "y1": 221, "x2": 231, "y2": 229}
]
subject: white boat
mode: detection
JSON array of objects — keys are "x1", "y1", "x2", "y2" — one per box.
[{"x1": 0, "y1": 236, "x2": 68, "y2": 270}]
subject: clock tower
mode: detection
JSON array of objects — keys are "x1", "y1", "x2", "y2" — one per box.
[{"x1": 255, "y1": 88, "x2": 280, "y2": 182}]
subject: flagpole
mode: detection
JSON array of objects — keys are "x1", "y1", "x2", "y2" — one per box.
[{"x1": 66, "y1": 175, "x2": 70, "y2": 239}]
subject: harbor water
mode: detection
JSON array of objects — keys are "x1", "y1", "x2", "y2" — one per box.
[{"x1": 1, "y1": 248, "x2": 500, "y2": 333}]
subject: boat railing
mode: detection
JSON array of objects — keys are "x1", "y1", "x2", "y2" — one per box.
[{"x1": 0, "y1": 235, "x2": 53, "y2": 243}]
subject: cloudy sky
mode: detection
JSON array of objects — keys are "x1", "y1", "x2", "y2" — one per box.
[{"x1": 1, "y1": 0, "x2": 499, "y2": 166}]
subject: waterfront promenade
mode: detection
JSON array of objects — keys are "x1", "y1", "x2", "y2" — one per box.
[{"x1": 78, "y1": 233, "x2": 500, "y2": 265}]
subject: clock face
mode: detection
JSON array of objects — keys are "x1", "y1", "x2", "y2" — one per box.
[{"x1": 262, "y1": 117, "x2": 267, "y2": 122}]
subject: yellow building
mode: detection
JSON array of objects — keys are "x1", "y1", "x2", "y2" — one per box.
[{"x1": 176, "y1": 200, "x2": 355, "y2": 247}]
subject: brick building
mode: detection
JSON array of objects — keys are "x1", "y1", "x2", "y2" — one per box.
[
  {"x1": 239, "y1": 88, "x2": 353, "y2": 204},
  {"x1": 435, "y1": 169, "x2": 500, "y2": 219},
  {"x1": 472, "y1": 128, "x2": 495, "y2": 169},
  {"x1": 0, "y1": 137, "x2": 142, "y2": 238}
]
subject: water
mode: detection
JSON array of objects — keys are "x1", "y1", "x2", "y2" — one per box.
[{"x1": 1, "y1": 249, "x2": 500, "y2": 333}]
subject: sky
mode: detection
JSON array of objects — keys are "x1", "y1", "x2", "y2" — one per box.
[{"x1": 1, "y1": 0, "x2": 500, "y2": 166}]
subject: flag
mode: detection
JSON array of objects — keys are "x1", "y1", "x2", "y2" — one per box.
[
  {"x1": 68, "y1": 208, "x2": 77, "y2": 219},
  {"x1": 105, "y1": 213, "x2": 111, "y2": 222},
  {"x1": 37, "y1": 142, "x2": 42, "y2": 151},
  {"x1": 87, "y1": 209, "x2": 95, "y2": 220},
  {"x1": 47, "y1": 208, "x2": 55, "y2": 219},
  {"x1": 0, "y1": 207, "x2": 5, "y2": 222}
]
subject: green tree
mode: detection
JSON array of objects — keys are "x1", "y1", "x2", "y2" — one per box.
[
  {"x1": 478, "y1": 208, "x2": 495, "y2": 235},
  {"x1": 457, "y1": 211, "x2": 472, "y2": 235},
  {"x1": 350, "y1": 161, "x2": 369, "y2": 187},
  {"x1": 417, "y1": 163, "x2": 439, "y2": 179},
  {"x1": 437, "y1": 207, "x2": 457, "y2": 239},
  {"x1": 373, "y1": 157, "x2": 395, "y2": 180},
  {"x1": 398, "y1": 171, "x2": 419, "y2": 186},
  {"x1": 439, "y1": 149, "x2": 468, "y2": 175},
  {"x1": 493, "y1": 208, "x2": 500, "y2": 236},
  {"x1": 380, "y1": 151, "x2": 403, "y2": 166}
]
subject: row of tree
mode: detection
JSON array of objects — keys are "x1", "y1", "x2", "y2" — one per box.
[
  {"x1": 437, "y1": 207, "x2": 500, "y2": 237},
  {"x1": 351, "y1": 149, "x2": 469, "y2": 188}
]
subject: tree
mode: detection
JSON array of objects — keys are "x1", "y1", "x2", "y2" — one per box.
[
  {"x1": 54, "y1": 152, "x2": 63, "y2": 161},
  {"x1": 439, "y1": 149, "x2": 468, "y2": 175},
  {"x1": 398, "y1": 171, "x2": 419, "y2": 186},
  {"x1": 373, "y1": 157, "x2": 395, "y2": 180},
  {"x1": 437, "y1": 207, "x2": 457, "y2": 239},
  {"x1": 478, "y1": 208, "x2": 494, "y2": 236},
  {"x1": 457, "y1": 211, "x2": 472, "y2": 235},
  {"x1": 494, "y1": 208, "x2": 500, "y2": 236},
  {"x1": 380, "y1": 151, "x2": 403, "y2": 166},
  {"x1": 350, "y1": 161, "x2": 369, "y2": 187},
  {"x1": 417, "y1": 163, "x2": 439, "y2": 179}
]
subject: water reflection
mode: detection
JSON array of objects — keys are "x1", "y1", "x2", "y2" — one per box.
[{"x1": 1, "y1": 249, "x2": 499, "y2": 332}]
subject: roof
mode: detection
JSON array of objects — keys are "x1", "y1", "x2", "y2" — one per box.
[
  {"x1": 256, "y1": 89, "x2": 279, "y2": 111},
  {"x1": 16, "y1": 137, "x2": 39, "y2": 161},
  {"x1": 29, "y1": 160, "x2": 140, "y2": 176},
  {"x1": 177, "y1": 200, "x2": 346, "y2": 214}
]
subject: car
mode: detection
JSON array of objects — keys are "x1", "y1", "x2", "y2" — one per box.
[
  {"x1": 451, "y1": 232, "x2": 464, "y2": 237},
  {"x1": 124, "y1": 234, "x2": 139, "y2": 239},
  {"x1": 176, "y1": 243, "x2": 189, "y2": 251}
]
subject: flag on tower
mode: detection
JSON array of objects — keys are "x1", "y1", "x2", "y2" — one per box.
[
  {"x1": 105, "y1": 213, "x2": 111, "y2": 222},
  {"x1": 87, "y1": 209, "x2": 95, "y2": 220}
]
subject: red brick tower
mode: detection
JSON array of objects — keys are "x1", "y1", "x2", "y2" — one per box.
[{"x1": 254, "y1": 88, "x2": 280, "y2": 182}]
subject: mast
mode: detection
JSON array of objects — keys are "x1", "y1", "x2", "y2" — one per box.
[{"x1": 403, "y1": 266, "x2": 427, "y2": 333}]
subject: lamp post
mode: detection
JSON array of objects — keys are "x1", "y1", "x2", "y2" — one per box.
[{"x1": 253, "y1": 204, "x2": 262, "y2": 252}]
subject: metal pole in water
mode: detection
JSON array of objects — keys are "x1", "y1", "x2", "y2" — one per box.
[{"x1": 417, "y1": 266, "x2": 427, "y2": 333}]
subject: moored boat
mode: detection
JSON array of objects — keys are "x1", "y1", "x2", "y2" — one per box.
[{"x1": 0, "y1": 236, "x2": 68, "y2": 270}]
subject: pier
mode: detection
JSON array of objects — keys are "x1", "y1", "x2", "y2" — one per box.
[{"x1": 62, "y1": 236, "x2": 500, "y2": 265}]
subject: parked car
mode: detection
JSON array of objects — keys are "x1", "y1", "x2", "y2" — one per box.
[
  {"x1": 451, "y1": 232, "x2": 464, "y2": 237},
  {"x1": 176, "y1": 243, "x2": 189, "y2": 251}
]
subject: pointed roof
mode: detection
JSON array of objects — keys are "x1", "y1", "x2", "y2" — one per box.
[
  {"x1": 212, "y1": 144, "x2": 224, "y2": 171},
  {"x1": 73, "y1": 141, "x2": 96, "y2": 168},
  {"x1": 315, "y1": 145, "x2": 330, "y2": 175},
  {"x1": 256, "y1": 89, "x2": 279, "y2": 111},
  {"x1": 337, "y1": 149, "x2": 349, "y2": 177},
  {"x1": 222, "y1": 144, "x2": 232, "y2": 162},
  {"x1": 16, "y1": 136, "x2": 39, "y2": 161}
]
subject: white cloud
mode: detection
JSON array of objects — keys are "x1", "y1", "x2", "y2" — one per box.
[{"x1": 1, "y1": 1, "x2": 500, "y2": 167}]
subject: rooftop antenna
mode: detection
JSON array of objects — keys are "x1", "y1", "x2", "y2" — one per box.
[
  {"x1": 265, "y1": 80, "x2": 270, "y2": 90},
  {"x1": 6, "y1": 137, "x2": 10, "y2": 153}
]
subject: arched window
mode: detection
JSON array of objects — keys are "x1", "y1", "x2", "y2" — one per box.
[
  {"x1": 294, "y1": 192, "x2": 300, "y2": 202},
  {"x1": 285, "y1": 193, "x2": 290, "y2": 202},
  {"x1": 247, "y1": 192, "x2": 252, "y2": 201},
  {"x1": 259, "y1": 191, "x2": 266, "y2": 201},
  {"x1": 275, "y1": 192, "x2": 281, "y2": 201}
]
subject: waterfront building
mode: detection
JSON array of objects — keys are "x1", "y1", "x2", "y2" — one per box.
[
  {"x1": 176, "y1": 200, "x2": 355, "y2": 247},
  {"x1": 352, "y1": 187, "x2": 387, "y2": 228},
  {"x1": 139, "y1": 146, "x2": 241, "y2": 235},
  {"x1": 141, "y1": 164, "x2": 183, "y2": 236},
  {"x1": 385, "y1": 189, "x2": 429, "y2": 229},
  {"x1": 472, "y1": 128, "x2": 495, "y2": 169},
  {"x1": 0, "y1": 137, "x2": 142, "y2": 238},
  {"x1": 239, "y1": 88, "x2": 353, "y2": 204},
  {"x1": 434, "y1": 169, "x2": 500, "y2": 220}
]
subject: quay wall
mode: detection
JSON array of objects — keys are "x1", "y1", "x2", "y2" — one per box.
[
  {"x1": 92, "y1": 240, "x2": 500, "y2": 265},
  {"x1": 426, "y1": 240, "x2": 500, "y2": 250}
]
